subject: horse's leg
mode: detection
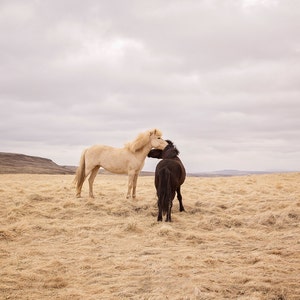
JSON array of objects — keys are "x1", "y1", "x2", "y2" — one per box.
[
  {"x1": 76, "y1": 168, "x2": 91, "y2": 198},
  {"x1": 132, "y1": 173, "x2": 139, "y2": 198},
  {"x1": 177, "y1": 186, "x2": 185, "y2": 212},
  {"x1": 126, "y1": 173, "x2": 134, "y2": 199},
  {"x1": 157, "y1": 198, "x2": 163, "y2": 221},
  {"x1": 76, "y1": 179, "x2": 86, "y2": 198},
  {"x1": 88, "y1": 166, "x2": 100, "y2": 198},
  {"x1": 166, "y1": 200, "x2": 172, "y2": 222}
]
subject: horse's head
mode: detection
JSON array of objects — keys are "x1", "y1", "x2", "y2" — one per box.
[
  {"x1": 147, "y1": 149, "x2": 163, "y2": 159},
  {"x1": 149, "y1": 129, "x2": 168, "y2": 150},
  {"x1": 125, "y1": 128, "x2": 168, "y2": 152},
  {"x1": 148, "y1": 140, "x2": 179, "y2": 159}
]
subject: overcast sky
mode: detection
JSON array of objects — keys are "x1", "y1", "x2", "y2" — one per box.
[{"x1": 1, "y1": 0, "x2": 299, "y2": 172}]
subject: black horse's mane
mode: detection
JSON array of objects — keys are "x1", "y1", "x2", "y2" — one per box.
[{"x1": 163, "y1": 140, "x2": 179, "y2": 158}]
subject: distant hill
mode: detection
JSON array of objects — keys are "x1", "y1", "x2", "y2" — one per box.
[
  {"x1": 190, "y1": 169, "x2": 283, "y2": 177},
  {"x1": 0, "y1": 152, "x2": 75, "y2": 174}
]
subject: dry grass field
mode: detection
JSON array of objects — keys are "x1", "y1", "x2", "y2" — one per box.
[{"x1": 0, "y1": 173, "x2": 299, "y2": 299}]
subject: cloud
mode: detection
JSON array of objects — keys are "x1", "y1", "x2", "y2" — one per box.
[{"x1": 1, "y1": 0, "x2": 300, "y2": 172}]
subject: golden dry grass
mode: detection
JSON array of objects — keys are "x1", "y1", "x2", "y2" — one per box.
[{"x1": 0, "y1": 173, "x2": 299, "y2": 299}]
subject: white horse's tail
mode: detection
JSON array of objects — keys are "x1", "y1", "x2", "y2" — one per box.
[{"x1": 74, "y1": 149, "x2": 87, "y2": 195}]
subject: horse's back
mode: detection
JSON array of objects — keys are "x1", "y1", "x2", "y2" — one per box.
[
  {"x1": 86, "y1": 145, "x2": 116, "y2": 162},
  {"x1": 155, "y1": 158, "x2": 185, "y2": 187},
  {"x1": 177, "y1": 158, "x2": 186, "y2": 184},
  {"x1": 85, "y1": 145, "x2": 129, "y2": 173},
  {"x1": 85, "y1": 144, "x2": 143, "y2": 174}
]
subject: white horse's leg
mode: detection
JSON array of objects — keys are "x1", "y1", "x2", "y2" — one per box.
[
  {"x1": 76, "y1": 178, "x2": 86, "y2": 198},
  {"x1": 132, "y1": 173, "x2": 139, "y2": 198},
  {"x1": 88, "y1": 166, "x2": 100, "y2": 198},
  {"x1": 127, "y1": 173, "x2": 134, "y2": 199},
  {"x1": 76, "y1": 170, "x2": 90, "y2": 198},
  {"x1": 76, "y1": 177, "x2": 83, "y2": 198}
]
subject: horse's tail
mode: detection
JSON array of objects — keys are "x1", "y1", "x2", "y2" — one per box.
[
  {"x1": 158, "y1": 168, "x2": 172, "y2": 216},
  {"x1": 73, "y1": 149, "x2": 87, "y2": 192}
]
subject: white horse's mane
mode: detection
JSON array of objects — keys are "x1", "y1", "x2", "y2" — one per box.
[{"x1": 124, "y1": 129, "x2": 162, "y2": 153}]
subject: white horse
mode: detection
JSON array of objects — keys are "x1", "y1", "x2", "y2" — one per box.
[{"x1": 74, "y1": 128, "x2": 168, "y2": 198}]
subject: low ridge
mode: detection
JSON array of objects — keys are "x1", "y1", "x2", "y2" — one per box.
[{"x1": 0, "y1": 152, "x2": 74, "y2": 174}]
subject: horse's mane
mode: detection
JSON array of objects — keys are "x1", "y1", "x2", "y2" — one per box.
[
  {"x1": 162, "y1": 140, "x2": 179, "y2": 159},
  {"x1": 163, "y1": 146, "x2": 179, "y2": 159},
  {"x1": 125, "y1": 128, "x2": 162, "y2": 153}
]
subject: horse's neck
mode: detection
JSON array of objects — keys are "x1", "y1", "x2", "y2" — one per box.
[
  {"x1": 163, "y1": 150, "x2": 178, "y2": 159},
  {"x1": 136, "y1": 143, "x2": 153, "y2": 160}
]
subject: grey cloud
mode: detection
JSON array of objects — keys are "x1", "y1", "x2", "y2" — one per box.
[{"x1": 1, "y1": 0, "x2": 299, "y2": 172}]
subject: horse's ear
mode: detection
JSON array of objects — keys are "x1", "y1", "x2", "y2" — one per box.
[
  {"x1": 150, "y1": 128, "x2": 162, "y2": 137},
  {"x1": 149, "y1": 129, "x2": 155, "y2": 136}
]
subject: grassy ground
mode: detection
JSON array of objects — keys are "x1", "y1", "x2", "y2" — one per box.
[{"x1": 1, "y1": 173, "x2": 299, "y2": 299}]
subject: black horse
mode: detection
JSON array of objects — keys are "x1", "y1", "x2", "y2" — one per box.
[{"x1": 148, "y1": 140, "x2": 186, "y2": 222}]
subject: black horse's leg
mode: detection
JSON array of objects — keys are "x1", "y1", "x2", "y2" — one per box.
[
  {"x1": 177, "y1": 186, "x2": 185, "y2": 212},
  {"x1": 166, "y1": 210, "x2": 171, "y2": 222},
  {"x1": 166, "y1": 200, "x2": 172, "y2": 222},
  {"x1": 157, "y1": 198, "x2": 163, "y2": 221}
]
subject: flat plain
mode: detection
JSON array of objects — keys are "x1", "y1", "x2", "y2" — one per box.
[{"x1": 0, "y1": 173, "x2": 299, "y2": 299}]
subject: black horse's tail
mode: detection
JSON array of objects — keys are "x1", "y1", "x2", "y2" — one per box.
[{"x1": 158, "y1": 168, "x2": 172, "y2": 216}]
